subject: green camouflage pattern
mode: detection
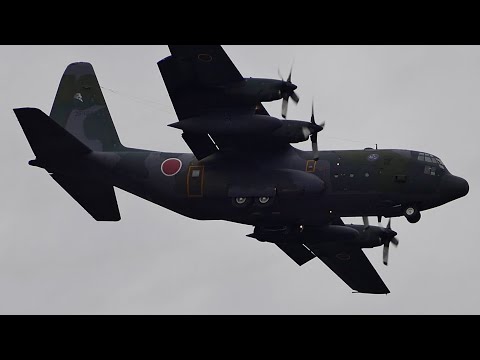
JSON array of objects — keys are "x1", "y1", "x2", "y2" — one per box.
[{"x1": 50, "y1": 62, "x2": 125, "y2": 152}]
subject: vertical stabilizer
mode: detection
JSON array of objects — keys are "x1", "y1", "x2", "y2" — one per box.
[{"x1": 50, "y1": 62, "x2": 125, "y2": 152}]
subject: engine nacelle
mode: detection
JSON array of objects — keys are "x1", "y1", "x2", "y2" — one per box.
[
  {"x1": 344, "y1": 225, "x2": 387, "y2": 249},
  {"x1": 274, "y1": 120, "x2": 309, "y2": 143},
  {"x1": 271, "y1": 120, "x2": 318, "y2": 144},
  {"x1": 249, "y1": 225, "x2": 360, "y2": 245},
  {"x1": 249, "y1": 224, "x2": 389, "y2": 250},
  {"x1": 169, "y1": 114, "x2": 282, "y2": 135},
  {"x1": 223, "y1": 78, "x2": 288, "y2": 103},
  {"x1": 302, "y1": 225, "x2": 360, "y2": 245}
]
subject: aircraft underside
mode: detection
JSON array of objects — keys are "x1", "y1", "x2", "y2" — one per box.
[{"x1": 13, "y1": 46, "x2": 468, "y2": 295}]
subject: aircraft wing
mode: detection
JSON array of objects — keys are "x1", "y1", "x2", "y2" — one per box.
[
  {"x1": 167, "y1": 45, "x2": 243, "y2": 88},
  {"x1": 307, "y1": 243, "x2": 390, "y2": 294},
  {"x1": 158, "y1": 45, "x2": 275, "y2": 160},
  {"x1": 158, "y1": 45, "x2": 258, "y2": 121},
  {"x1": 272, "y1": 217, "x2": 389, "y2": 294}
]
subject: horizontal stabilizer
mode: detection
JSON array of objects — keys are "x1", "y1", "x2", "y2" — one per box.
[
  {"x1": 51, "y1": 174, "x2": 120, "y2": 221},
  {"x1": 14, "y1": 107, "x2": 91, "y2": 160}
]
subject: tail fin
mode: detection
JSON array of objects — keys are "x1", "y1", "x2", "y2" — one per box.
[
  {"x1": 50, "y1": 62, "x2": 125, "y2": 152},
  {"x1": 14, "y1": 107, "x2": 121, "y2": 221},
  {"x1": 14, "y1": 62, "x2": 124, "y2": 222}
]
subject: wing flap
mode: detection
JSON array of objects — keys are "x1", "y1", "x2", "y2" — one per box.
[
  {"x1": 181, "y1": 132, "x2": 218, "y2": 160},
  {"x1": 277, "y1": 243, "x2": 316, "y2": 266}
]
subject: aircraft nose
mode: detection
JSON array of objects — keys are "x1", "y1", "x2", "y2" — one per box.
[{"x1": 439, "y1": 174, "x2": 469, "y2": 201}]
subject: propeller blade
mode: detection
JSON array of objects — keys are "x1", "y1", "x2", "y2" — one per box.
[
  {"x1": 291, "y1": 91, "x2": 300, "y2": 104},
  {"x1": 362, "y1": 216, "x2": 369, "y2": 228},
  {"x1": 391, "y1": 237, "x2": 399, "y2": 247},
  {"x1": 311, "y1": 132, "x2": 318, "y2": 146},
  {"x1": 377, "y1": 216, "x2": 382, "y2": 225},
  {"x1": 311, "y1": 103, "x2": 315, "y2": 124},
  {"x1": 383, "y1": 242, "x2": 390, "y2": 266},
  {"x1": 312, "y1": 133, "x2": 318, "y2": 159},
  {"x1": 387, "y1": 218, "x2": 392, "y2": 230},
  {"x1": 311, "y1": 103, "x2": 325, "y2": 130},
  {"x1": 279, "y1": 65, "x2": 299, "y2": 119},
  {"x1": 287, "y1": 66, "x2": 293, "y2": 83},
  {"x1": 281, "y1": 98, "x2": 288, "y2": 119}
]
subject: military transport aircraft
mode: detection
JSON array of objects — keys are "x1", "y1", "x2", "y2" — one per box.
[{"x1": 14, "y1": 45, "x2": 469, "y2": 294}]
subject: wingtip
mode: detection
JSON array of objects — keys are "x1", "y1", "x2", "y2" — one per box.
[
  {"x1": 93, "y1": 214, "x2": 121, "y2": 222},
  {"x1": 352, "y1": 289, "x2": 390, "y2": 295}
]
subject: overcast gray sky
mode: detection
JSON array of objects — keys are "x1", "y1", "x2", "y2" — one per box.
[{"x1": 1, "y1": 45, "x2": 479, "y2": 314}]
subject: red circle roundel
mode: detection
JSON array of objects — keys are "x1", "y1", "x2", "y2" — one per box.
[{"x1": 161, "y1": 158, "x2": 182, "y2": 176}]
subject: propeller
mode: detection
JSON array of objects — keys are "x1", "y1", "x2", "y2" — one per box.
[
  {"x1": 380, "y1": 218, "x2": 399, "y2": 266},
  {"x1": 309, "y1": 102, "x2": 325, "y2": 161},
  {"x1": 362, "y1": 216, "x2": 370, "y2": 229},
  {"x1": 278, "y1": 66, "x2": 300, "y2": 119}
]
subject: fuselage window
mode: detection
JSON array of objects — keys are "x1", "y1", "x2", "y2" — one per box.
[
  {"x1": 424, "y1": 165, "x2": 436, "y2": 176},
  {"x1": 418, "y1": 153, "x2": 425, "y2": 161},
  {"x1": 192, "y1": 170, "x2": 201, "y2": 178}
]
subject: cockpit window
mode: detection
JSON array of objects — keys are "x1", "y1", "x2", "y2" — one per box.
[
  {"x1": 417, "y1": 152, "x2": 446, "y2": 170},
  {"x1": 434, "y1": 157, "x2": 445, "y2": 169}
]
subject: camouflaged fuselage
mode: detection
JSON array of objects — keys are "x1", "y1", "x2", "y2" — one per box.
[{"x1": 74, "y1": 146, "x2": 457, "y2": 227}]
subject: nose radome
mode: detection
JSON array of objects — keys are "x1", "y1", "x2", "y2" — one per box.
[{"x1": 440, "y1": 174, "x2": 469, "y2": 201}]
